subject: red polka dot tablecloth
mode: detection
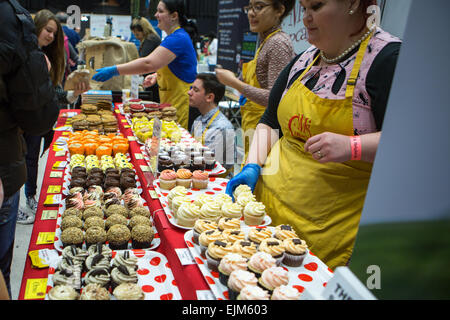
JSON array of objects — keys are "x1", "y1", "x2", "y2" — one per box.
[
  {"x1": 184, "y1": 227, "x2": 334, "y2": 300},
  {"x1": 46, "y1": 250, "x2": 181, "y2": 300}
]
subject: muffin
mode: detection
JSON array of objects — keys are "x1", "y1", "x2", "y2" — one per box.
[
  {"x1": 60, "y1": 227, "x2": 84, "y2": 248},
  {"x1": 176, "y1": 168, "x2": 192, "y2": 188},
  {"x1": 258, "y1": 266, "x2": 289, "y2": 294},
  {"x1": 176, "y1": 202, "x2": 201, "y2": 228},
  {"x1": 191, "y1": 170, "x2": 209, "y2": 189},
  {"x1": 282, "y1": 238, "x2": 308, "y2": 267},
  {"x1": 217, "y1": 217, "x2": 241, "y2": 232},
  {"x1": 243, "y1": 201, "x2": 266, "y2": 226},
  {"x1": 113, "y1": 282, "x2": 144, "y2": 300},
  {"x1": 83, "y1": 216, "x2": 105, "y2": 230},
  {"x1": 237, "y1": 285, "x2": 270, "y2": 300},
  {"x1": 227, "y1": 270, "x2": 257, "y2": 300},
  {"x1": 80, "y1": 283, "x2": 111, "y2": 300},
  {"x1": 105, "y1": 213, "x2": 128, "y2": 230},
  {"x1": 221, "y1": 229, "x2": 245, "y2": 244},
  {"x1": 258, "y1": 238, "x2": 285, "y2": 266},
  {"x1": 218, "y1": 253, "x2": 248, "y2": 286},
  {"x1": 60, "y1": 215, "x2": 83, "y2": 231},
  {"x1": 198, "y1": 229, "x2": 223, "y2": 256},
  {"x1": 205, "y1": 240, "x2": 233, "y2": 272},
  {"x1": 232, "y1": 240, "x2": 257, "y2": 260},
  {"x1": 85, "y1": 226, "x2": 107, "y2": 247},
  {"x1": 128, "y1": 215, "x2": 152, "y2": 230},
  {"x1": 105, "y1": 204, "x2": 129, "y2": 218},
  {"x1": 131, "y1": 224, "x2": 154, "y2": 249},
  {"x1": 247, "y1": 252, "x2": 277, "y2": 278},
  {"x1": 48, "y1": 285, "x2": 79, "y2": 300},
  {"x1": 192, "y1": 219, "x2": 217, "y2": 245},
  {"x1": 159, "y1": 169, "x2": 177, "y2": 190},
  {"x1": 158, "y1": 155, "x2": 174, "y2": 172},
  {"x1": 82, "y1": 206, "x2": 104, "y2": 220},
  {"x1": 221, "y1": 202, "x2": 243, "y2": 220},
  {"x1": 274, "y1": 224, "x2": 298, "y2": 241},
  {"x1": 199, "y1": 201, "x2": 222, "y2": 222},
  {"x1": 247, "y1": 227, "x2": 272, "y2": 247},
  {"x1": 129, "y1": 206, "x2": 151, "y2": 218},
  {"x1": 271, "y1": 285, "x2": 301, "y2": 300},
  {"x1": 107, "y1": 224, "x2": 131, "y2": 250}
]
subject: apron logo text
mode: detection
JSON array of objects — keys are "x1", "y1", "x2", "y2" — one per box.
[{"x1": 288, "y1": 114, "x2": 312, "y2": 140}]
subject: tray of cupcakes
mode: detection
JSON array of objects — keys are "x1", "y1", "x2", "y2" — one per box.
[
  {"x1": 183, "y1": 223, "x2": 333, "y2": 300},
  {"x1": 152, "y1": 179, "x2": 271, "y2": 230},
  {"x1": 45, "y1": 247, "x2": 181, "y2": 300}
]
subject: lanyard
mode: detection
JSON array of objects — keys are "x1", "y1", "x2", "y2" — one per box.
[{"x1": 201, "y1": 109, "x2": 221, "y2": 145}]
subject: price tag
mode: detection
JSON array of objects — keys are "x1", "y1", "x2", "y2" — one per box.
[
  {"x1": 52, "y1": 161, "x2": 67, "y2": 170},
  {"x1": 140, "y1": 165, "x2": 151, "y2": 172},
  {"x1": 124, "y1": 125, "x2": 131, "y2": 128},
  {"x1": 44, "y1": 194, "x2": 62, "y2": 206},
  {"x1": 54, "y1": 150, "x2": 66, "y2": 157},
  {"x1": 175, "y1": 248, "x2": 196, "y2": 266},
  {"x1": 127, "y1": 136, "x2": 137, "y2": 142},
  {"x1": 149, "y1": 190, "x2": 159, "y2": 199},
  {"x1": 134, "y1": 153, "x2": 144, "y2": 160},
  {"x1": 36, "y1": 232, "x2": 55, "y2": 245},
  {"x1": 49, "y1": 171, "x2": 63, "y2": 178},
  {"x1": 24, "y1": 278, "x2": 48, "y2": 300},
  {"x1": 28, "y1": 249, "x2": 59, "y2": 268},
  {"x1": 41, "y1": 210, "x2": 58, "y2": 220},
  {"x1": 47, "y1": 185, "x2": 61, "y2": 194}
]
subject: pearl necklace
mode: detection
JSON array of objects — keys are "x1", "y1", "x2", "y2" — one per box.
[{"x1": 320, "y1": 27, "x2": 375, "y2": 64}]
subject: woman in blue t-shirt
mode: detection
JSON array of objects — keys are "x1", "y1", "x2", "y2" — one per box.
[{"x1": 93, "y1": 0, "x2": 198, "y2": 130}]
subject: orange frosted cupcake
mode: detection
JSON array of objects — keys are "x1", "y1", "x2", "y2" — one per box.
[
  {"x1": 192, "y1": 170, "x2": 209, "y2": 189},
  {"x1": 160, "y1": 169, "x2": 177, "y2": 190},
  {"x1": 176, "y1": 168, "x2": 192, "y2": 188}
]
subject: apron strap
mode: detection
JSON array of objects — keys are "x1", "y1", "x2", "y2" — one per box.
[{"x1": 345, "y1": 32, "x2": 373, "y2": 98}]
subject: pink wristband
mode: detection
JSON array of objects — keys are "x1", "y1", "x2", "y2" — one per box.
[{"x1": 350, "y1": 136, "x2": 362, "y2": 160}]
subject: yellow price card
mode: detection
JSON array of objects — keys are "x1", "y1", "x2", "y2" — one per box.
[
  {"x1": 36, "y1": 232, "x2": 55, "y2": 245},
  {"x1": 44, "y1": 194, "x2": 61, "y2": 206},
  {"x1": 24, "y1": 278, "x2": 48, "y2": 300},
  {"x1": 47, "y1": 185, "x2": 61, "y2": 194},
  {"x1": 124, "y1": 125, "x2": 131, "y2": 128}
]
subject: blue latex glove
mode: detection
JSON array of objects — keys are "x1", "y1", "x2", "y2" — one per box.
[
  {"x1": 239, "y1": 94, "x2": 247, "y2": 106},
  {"x1": 225, "y1": 163, "x2": 261, "y2": 201},
  {"x1": 92, "y1": 66, "x2": 119, "y2": 82}
]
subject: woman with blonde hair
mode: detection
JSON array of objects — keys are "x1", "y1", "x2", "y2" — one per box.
[{"x1": 130, "y1": 16, "x2": 161, "y2": 58}]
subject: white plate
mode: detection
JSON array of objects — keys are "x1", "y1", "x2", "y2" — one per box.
[
  {"x1": 45, "y1": 250, "x2": 181, "y2": 300},
  {"x1": 153, "y1": 178, "x2": 272, "y2": 230},
  {"x1": 184, "y1": 227, "x2": 333, "y2": 300}
]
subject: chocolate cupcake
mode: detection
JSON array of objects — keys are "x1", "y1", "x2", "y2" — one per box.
[
  {"x1": 61, "y1": 227, "x2": 84, "y2": 248},
  {"x1": 120, "y1": 176, "x2": 137, "y2": 191},
  {"x1": 158, "y1": 155, "x2": 174, "y2": 172},
  {"x1": 69, "y1": 177, "x2": 85, "y2": 189},
  {"x1": 61, "y1": 216, "x2": 83, "y2": 231},
  {"x1": 191, "y1": 156, "x2": 206, "y2": 171},
  {"x1": 85, "y1": 226, "x2": 107, "y2": 247},
  {"x1": 105, "y1": 213, "x2": 128, "y2": 230},
  {"x1": 105, "y1": 204, "x2": 129, "y2": 218},
  {"x1": 107, "y1": 224, "x2": 131, "y2": 250},
  {"x1": 131, "y1": 224, "x2": 154, "y2": 249}
]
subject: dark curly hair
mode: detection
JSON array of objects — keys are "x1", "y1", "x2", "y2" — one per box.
[{"x1": 272, "y1": 0, "x2": 296, "y2": 22}]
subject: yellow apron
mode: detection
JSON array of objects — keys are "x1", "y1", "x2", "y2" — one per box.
[
  {"x1": 156, "y1": 28, "x2": 191, "y2": 130},
  {"x1": 255, "y1": 34, "x2": 374, "y2": 269},
  {"x1": 241, "y1": 29, "x2": 281, "y2": 164}
]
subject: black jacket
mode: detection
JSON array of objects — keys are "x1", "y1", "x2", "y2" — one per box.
[{"x1": 0, "y1": 0, "x2": 59, "y2": 197}]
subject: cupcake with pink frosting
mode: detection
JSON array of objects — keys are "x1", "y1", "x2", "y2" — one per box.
[
  {"x1": 247, "y1": 252, "x2": 277, "y2": 278},
  {"x1": 257, "y1": 266, "x2": 289, "y2": 294},
  {"x1": 237, "y1": 285, "x2": 270, "y2": 300},
  {"x1": 159, "y1": 169, "x2": 177, "y2": 190},
  {"x1": 227, "y1": 269, "x2": 257, "y2": 300},
  {"x1": 218, "y1": 253, "x2": 248, "y2": 286},
  {"x1": 271, "y1": 285, "x2": 301, "y2": 300},
  {"x1": 191, "y1": 170, "x2": 209, "y2": 189}
]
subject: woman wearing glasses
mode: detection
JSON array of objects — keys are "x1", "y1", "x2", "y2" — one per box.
[
  {"x1": 226, "y1": 0, "x2": 402, "y2": 269},
  {"x1": 215, "y1": 0, "x2": 296, "y2": 163}
]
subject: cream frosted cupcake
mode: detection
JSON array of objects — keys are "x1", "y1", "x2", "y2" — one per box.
[
  {"x1": 192, "y1": 219, "x2": 218, "y2": 244},
  {"x1": 274, "y1": 224, "x2": 298, "y2": 241},
  {"x1": 167, "y1": 186, "x2": 187, "y2": 208},
  {"x1": 282, "y1": 238, "x2": 308, "y2": 267},
  {"x1": 193, "y1": 193, "x2": 215, "y2": 208},
  {"x1": 218, "y1": 253, "x2": 248, "y2": 286},
  {"x1": 176, "y1": 168, "x2": 192, "y2": 188},
  {"x1": 205, "y1": 240, "x2": 233, "y2": 272},
  {"x1": 214, "y1": 193, "x2": 233, "y2": 207},
  {"x1": 243, "y1": 201, "x2": 266, "y2": 226},
  {"x1": 247, "y1": 251, "x2": 277, "y2": 278},
  {"x1": 247, "y1": 227, "x2": 273, "y2": 247},
  {"x1": 233, "y1": 184, "x2": 251, "y2": 200},
  {"x1": 222, "y1": 228, "x2": 245, "y2": 244},
  {"x1": 232, "y1": 240, "x2": 257, "y2": 260},
  {"x1": 198, "y1": 229, "x2": 223, "y2": 256},
  {"x1": 192, "y1": 170, "x2": 209, "y2": 189},
  {"x1": 227, "y1": 270, "x2": 257, "y2": 300},
  {"x1": 258, "y1": 238, "x2": 285, "y2": 266},
  {"x1": 271, "y1": 285, "x2": 301, "y2": 300},
  {"x1": 199, "y1": 201, "x2": 222, "y2": 221},
  {"x1": 221, "y1": 202, "x2": 243, "y2": 220},
  {"x1": 237, "y1": 285, "x2": 270, "y2": 300},
  {"x1": 217, "y1": 217, "x2": 241, "y2": 231},
  {"x1": 48, "y1": 285, "x2": 80, "y2": 300},
  {"x1": 171, "y1": 195, "x2": 191, "y2": 218},
  {"x1": 159, "y1": 169, "x2": 177, "y2": 190},
  {"x1": 235, "y1": 191, "x2": 256, "y2": 208},
  {"x1": 176, "y1": 202, "x2": 201, "y2": 228},
  {"x1": 258, "y1": 266, "x2": 289, "y2": 294}
]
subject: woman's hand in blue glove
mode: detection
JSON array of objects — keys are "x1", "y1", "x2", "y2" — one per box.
[
  {"x1": 225, "y1": 163, "x2": 261, "y2": 200},
  {"x1": 92, "y1": 66, "x2": 119, "y2": 82}
]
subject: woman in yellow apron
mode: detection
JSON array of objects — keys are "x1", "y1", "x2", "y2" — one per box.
[
  {"x1": 215, "y1": 0, "x2": 296, "y2": 163},
  {"x1": 226, "y1": 0, "x2": 402, "y2": 269},
  {"x1": 93, "y1": 0, "x2": 197, "y2": 130}
]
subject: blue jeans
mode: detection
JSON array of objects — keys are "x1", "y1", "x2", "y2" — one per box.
[
  {"x1": 0, "y1": 191, "x2": 20, "y2": 298},
  {"x1": 23, "y1": 133, "x2": 42, "y2": 198}
]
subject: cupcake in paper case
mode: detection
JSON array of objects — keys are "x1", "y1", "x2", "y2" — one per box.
[
  {"x1": 176, "y1": 202, "x2": 201, "y2": 228},
  {"x1": 48, "y1": 285, "x2": 79, "y2": 300},
  {"x1": 80, "y1": 283, "x2": 111, "y2": 300},
  {"x1": 84, "y1": 268, "x2": 111, "y2": 289},
  {"x1": 191, "y1": 170, "x2": 209, "y2": 190},
  {"x1": 112, "y1": 250, "x2": 138, "y2": 269},
  {"x1": 111, "y1": 265, "x2": 138, "y2": 290},
  {"x1": 61, "y1": 207, "x2": 83, "y2": 220},
  {"x1": 105, "y1": 204, "x2": 129, "y2": 219},
  {"x1": 113, "y1": 282, "x2": 145, "y2": 300},
  {"x1": 199, "y1": 229, "x2": 223, "y2": 256},
  {"x1": 222, "y1": 228, "x2": 245, "y2": 244},
  {"x1": 232, "y1": 240, "x2": 257, "y2": 260},
  {"x1": 199, "y1": 201, "x2": 222, "y2": 222},
  {"x1": 205, "y1": 240, "x2": 233, "y2": 272},
  {"x1": 233, "y1": 184, "x2": 252, "y2": 200},
  {"x1": 274, "y1": 224, "x2": 298, "y2": 241},
  {"x1": 192, "y1": 219, "x2": 218, "y2": 245},
  {"x1": 171, "y1": 195, "x2": 191, "y2": 219},
  {"x1": 227, "y1": 270, "x2": 258, "y2": 300},
  {"x1": 257, "y1": 266, "x2": 289, "y2": 294},
  {"x1": 53, "y1": 260, "x2": 82, "y2": 291},
  {"x1": 128, "y1": 215, "x2": 152, "y2": 230},
  {"x1": 221, "y1": 202, "x2": 243, "y2": 220},
  {"x1": 176, "y1": 168, "x2": 193, "y2": 188},
  {"x1": 237, "y1": 285, "x2": 270, "y2": 300},
  {"x1": 282, "y1": 238, "x2": 308, "y2": 267},
  {"x1": 271, "y1": 285, "x2": 301, "y2": 300},
  {"x1": 84, "y1": 216, "x2": 105, "y2": 230},
  {"x1": 87, "y1": 243, "x2": 112, "y2": 259},
  {"x1": 60, "y1": 227, "x2": 84, "y2": 249},
  {"x1": 131, "y1": 224, "x2": 154, "y2": 249},
  {"x1": 85, "y1": 253, "x2": 111, "y2": 271},
  {"x1": 258, "y1": 238, "x2": 285, "y2": 266},
  {"x1": 159, "y1": 169, "x2": 177, "y2": 190},
  {"x1": 247, "y1": 252, "x2": 277, "y2": 278},
  {"x1": 62, "y1": 245, "x2": 88, "y2": 266},
  {"x1": 60, "y1": 215, "x2": 83, "y2": 231},
  {"x1": 214, "y1": 193, "x2": 233, "y2": 208},
  {"x1": 218, "y1": 253, "x2": 248, "y2": 286},
  {"x1": 107, "y1": 224, "x2": 131, "y2": 250},
  {"x1": 129, "y1": 206, "x2": 151, "y2": 218},
  {"x1": 236, "y1": 191, "x2": 256, "y2": 208},
  {"x1": 85, "y1": 226, "x2": 107, "y2": 248},
  {"x1": 243, "y1": 201, "x2": 266, "y2": 226},
  {"x1": 193, "y1": 193, "x2": 215, "y2": 208},
  {"x1": 167, "y1": 186, "x2": 187, "y2": 207},
  {"x1": 247, "y1": 227, "x2": 273, "y2": 247},
  {"x1": 105, "y1": 213, "x2": 128, "y2": 230},
  {"x1": 82, "y1": 206, "x2": 104, "y2": 220},
  {"x1": 217, "y1": 217, "x2": 241, "y2": 232}
]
